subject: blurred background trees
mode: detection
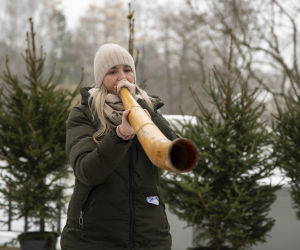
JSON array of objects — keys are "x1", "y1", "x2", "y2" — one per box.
[
  {"x1": 186, "y1": 0, "x2": 300, "y2": 122},
  {"x1": 1, "y1": 0, "x2": 299, "y2": 115}
]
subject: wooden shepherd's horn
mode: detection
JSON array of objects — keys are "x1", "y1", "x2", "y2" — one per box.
[{"x1": 119, "y1": 88, "x2": 198, "y2": 173}]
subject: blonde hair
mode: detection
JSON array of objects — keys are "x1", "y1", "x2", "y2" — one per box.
[{"x1": 89, "y1": 84, "x2": 154, "y2": 143}]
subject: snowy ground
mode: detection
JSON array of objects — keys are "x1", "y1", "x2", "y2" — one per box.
[{"x1": 0, "y1": 209, "x2": 67, "y2": 249}]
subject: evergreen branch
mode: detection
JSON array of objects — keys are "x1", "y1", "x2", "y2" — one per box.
[
  {"x1": 213, "y1": 67, "x2": 227, "y2": 95},
  {"x1": 239, "y1": 235, "x2": 250, "y2": 249},
  {"x1": 36, "y1": 46, "x2": 46, "y2": 77},
  {"x1": 25, "y1": 32, "x2": 33, "y2": 73},
  {"x1": 197, "y1": 190, "x2": 211, "y2": 212},
  {"x1": 29, "y1": 18, "x2": 36, "y2": 67},
  {"x1": 222, "y1": 188, "x2": 242, "y2": 221},
  {"x1": 29, "y1": 18, "x2": 38, "y2": 94},
  {"x1": 46, "y1": 62, "x2": 57, "y2": 87}
]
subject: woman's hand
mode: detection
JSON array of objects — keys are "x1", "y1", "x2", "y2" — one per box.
[
  {"x1": 119, "y1": 109, "x2": 135, "y2": 136},
  {"x1": 115, "y1": 79, "x2": 136, "y2": 99},
  {"x1": 119, "y1": 109, "x2": 151, "y2": 136}
]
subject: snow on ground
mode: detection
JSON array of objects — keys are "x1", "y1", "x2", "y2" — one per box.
[{"x1": 0, "y1": 208, "x2": 65, "y2": 249}]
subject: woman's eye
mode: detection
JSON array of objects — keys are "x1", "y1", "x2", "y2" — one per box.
[{"x1": 109, "y1": 71, "x2": 116, "y2": 74}]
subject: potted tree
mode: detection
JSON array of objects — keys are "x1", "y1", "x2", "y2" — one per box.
[
  {"x1": 0, "y1": 18, "x2": 82, "y2": 249},
  {"x1": 160, "y1": 39, "x2": 281, "y2": 249}
]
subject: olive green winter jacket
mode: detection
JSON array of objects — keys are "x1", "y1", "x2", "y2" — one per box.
[{"x1": 60, "y1": 87, "x2": 178, "y2": 250}]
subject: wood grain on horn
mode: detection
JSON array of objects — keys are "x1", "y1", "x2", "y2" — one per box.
[{"x1": 120, "y1": 88, "x2": 198, "y2": 173}]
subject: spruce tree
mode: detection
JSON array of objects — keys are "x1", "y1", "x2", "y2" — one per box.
[
  {"x1": 273, "y1": 78, "x2": 300, "y2": 220},
  {"x1": 0, "y1": 18, "x2": 82, "y2": 234},
  {"x1": 160, "y1": 42, "x2": 280, "y2": 250}
]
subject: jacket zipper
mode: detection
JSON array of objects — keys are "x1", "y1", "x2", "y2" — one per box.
[
  {"x1": 128, "y1": 149, "x2": 135, "y2": 250},
  {"x1": 78, "y1": 185, "x2": 98, "y2": 229}
]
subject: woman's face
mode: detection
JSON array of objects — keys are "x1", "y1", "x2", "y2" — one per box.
[{"x1": 103, "y1": 65, "x2": 134, "y2": 94}]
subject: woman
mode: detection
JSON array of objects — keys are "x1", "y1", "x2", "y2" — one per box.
[{"x1": 60, "y1": 43, "x2": 178, "y2": 250}]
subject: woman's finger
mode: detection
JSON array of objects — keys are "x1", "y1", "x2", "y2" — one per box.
[
  {"x1": 123, "y1": 109, "x2": 130, "y2": 117},
  {"x1": 122, "y1": 109, "x2": 131, "y2": 123},
  {"x1": 120, "y1": 109, "x2": 136, "y2": 135},
  {"x1": 117, "y1": 81, "x2": 129, "y2": 94},
  {"x1": 116, "y1": 82, "x2": 124, "y2": 94},
  {"x1": 116, "y1": 80, "x2": 136, "y2": 100}
]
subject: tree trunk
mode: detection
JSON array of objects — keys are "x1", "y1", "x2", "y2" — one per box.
[
  {"x1": 8, "y1": 197, "x2": 12, "y2": 231},
  {"x1": 24, "y1": 214, "x2": 28, "y2": 232},
  {"x1": 165, "y1": 34, "x2": 173, "y2": 114},
  {"x1": 40, "y1": 217, "x2": 45, "y2": 232}
]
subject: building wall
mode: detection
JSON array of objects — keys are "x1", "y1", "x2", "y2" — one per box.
[
  {"x1": 166, "y1": 205, "x2": 193, "y2": 250},
  {"x1": 252, "y1": 187, "x2": 300, "y2": 250},
  {"x1": 191, "y1": 187, "x2": 300, "y2": 250}
]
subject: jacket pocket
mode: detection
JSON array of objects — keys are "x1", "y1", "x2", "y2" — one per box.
[{"x1": 77, "y1": 185, "x2": 99, "y2": 229}]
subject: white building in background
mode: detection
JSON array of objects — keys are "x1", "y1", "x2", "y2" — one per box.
[{"x1": 0, "y1": 116, "x2": 299, "y2": 250}]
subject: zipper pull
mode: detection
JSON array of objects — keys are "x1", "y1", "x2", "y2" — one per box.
[{"x1": 79, "y1": 211, "x2": 84, "y2": 225}]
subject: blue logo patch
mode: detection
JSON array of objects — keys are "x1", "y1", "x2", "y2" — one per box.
[{"x1": 147, "y1": 196, "x2": 159, "y2": 205}]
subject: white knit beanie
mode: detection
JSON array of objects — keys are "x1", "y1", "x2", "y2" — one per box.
[{"x1": 94, "y1": 43, "x2": 136, "y2": 87}]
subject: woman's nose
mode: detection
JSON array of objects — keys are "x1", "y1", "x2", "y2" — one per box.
[{"x1": 118, "y1": 71, "x2": 126, "y2": 80}]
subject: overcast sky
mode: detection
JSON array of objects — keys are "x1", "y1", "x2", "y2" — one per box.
[
  {"x1": 60, "y1": 0, "x2": 97, "y2": 29},
  {"x1": 59, "y1": 0, "x2": 183, "y2": 29}
]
